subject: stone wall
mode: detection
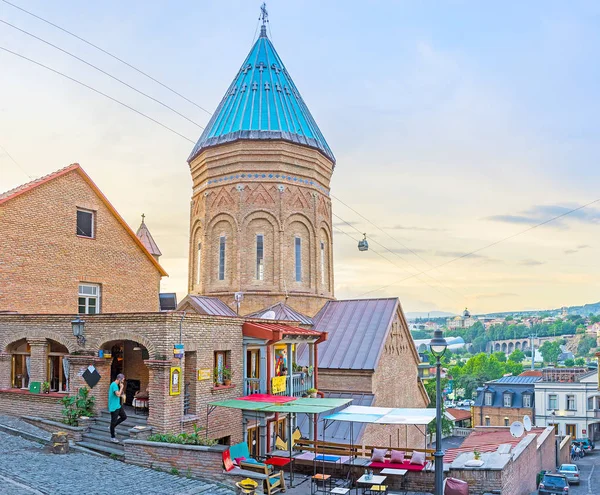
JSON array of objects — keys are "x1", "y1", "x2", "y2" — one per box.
[{"x1": 0, "y1": 165, "x2": 162, "y2": 314}]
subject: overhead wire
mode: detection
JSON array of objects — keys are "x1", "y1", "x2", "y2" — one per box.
[
  {"x1": 358, "y1": 197, "x2": 600, "y2": 297},
  {"x1": 0, "y1": 0, "x2": 213, "y2": 116},
  {"x1": 0, "y1": 46, "x2": 197, "y2": 145},
  {"x1": 0, "y1": 18, "x2": 205, "y2": 130},
  {"x1": 0, "y1": 142, "x2": 32, "y2": 179}
]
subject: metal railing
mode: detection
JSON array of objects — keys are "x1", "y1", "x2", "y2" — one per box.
[
  {"x1": 243, "y1": 373, "x2": 314, "y2": 397},
  {"x1": 183, "y1": 382, "x2": 190, "y2": 415},
  {"x1": 243, "y1": 377, "x2": 262, "y2": 395}
]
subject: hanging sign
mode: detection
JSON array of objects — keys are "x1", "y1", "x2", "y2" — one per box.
[
  {"x1": 271, "y1": 376, "x2": 286, "y2": 394},
  {"x1": 173, "y1": 344, "x2": 184, "y2": 359},
  {"x1": 198, "y1": 369, "x2": 211, "y2": 381},
  {"x1": 170, "y1": 367, "x2": 181, "y2": 396}
]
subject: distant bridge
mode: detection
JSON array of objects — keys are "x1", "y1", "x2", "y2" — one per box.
[{"x1": 486, "y1": 335, "x2": 573, "y2": 355}]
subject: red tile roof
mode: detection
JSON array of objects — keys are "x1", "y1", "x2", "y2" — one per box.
[
  {"x1": 446, "y1": 408, "x2": 471, "y2": 422},
  {"x1": 0, "y1": 163, "x2": 80, "y2": 203},
  {"x1": 444, "y1": 427, "x2": 545, "y2": 462},
  {"x1": 519, "y1": 370, "x2": 543, "y2": 377}
]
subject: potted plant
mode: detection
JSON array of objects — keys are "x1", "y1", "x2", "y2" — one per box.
[
  {"x1": 41, "y1": 381, "x2": 50, "y2": 394},
  {"x1": 222, "y1": 366, "x2": 233, "y2": 386},
  {"x1": 213, "y1": 367, "x2": 222, "y2": 387},
  {"x1": 307, "y1": 388, "x2": 318, "y2": 398},
  {"x1": 473, "y1": 449, "x2": 481, "y2": 460}
]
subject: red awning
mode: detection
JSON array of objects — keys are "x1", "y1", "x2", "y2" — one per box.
[
  {"x1": 237, "y1": 394, "x2": 296, "y2": 403},
  {"x1": 243, "y1": 322, "x2": 326, "y2": 343}
]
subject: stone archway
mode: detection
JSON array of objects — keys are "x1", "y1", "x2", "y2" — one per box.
[
  {"x1": 495, "y1": 343, "x2": 501, "y2": 352},
  {"x1": 94, "y1": 332, "x2": 156, "y2": 358},
  {"x1": 2, "y1": 330, "x2": 76, "y2": 354}
]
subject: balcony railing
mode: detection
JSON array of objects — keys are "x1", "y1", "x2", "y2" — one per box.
[{"x1": 243, "y1": 372, "x2": 314, "y2": 398}]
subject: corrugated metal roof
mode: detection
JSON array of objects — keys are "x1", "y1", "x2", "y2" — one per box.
[
  {"x1": 494, "y1": 375, "x2": 541, "y2": 384},
  {"x1": 188, "y1": 25, "x2": 335, "y2": 164},
  {"x1": 245, "y1": 301, "x2": 313, "y2": 325},
  {"x1": 243, "y1": 321, "x2": 322, "y2": 338},
  {"x1": 178, "y1": 295, "x2": 238, "y2": 317},
  {"x1": 297, "y1": 392, "x2": 374, "y2": 444},
  {"x1": 297, "y1": 298, "x2": 398, "y2": 370}
]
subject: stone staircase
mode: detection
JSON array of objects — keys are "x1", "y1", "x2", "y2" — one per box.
[{"x1": 77, "y1": 409, "x2": 148, "y2": 457}]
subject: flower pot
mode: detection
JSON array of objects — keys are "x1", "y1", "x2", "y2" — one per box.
[
  {"x1": 310, "y1": 393, "x2": 317, "y2": 398},
  {"x1": 223, "y1": 379, "x2": 231, "y2": 386}
]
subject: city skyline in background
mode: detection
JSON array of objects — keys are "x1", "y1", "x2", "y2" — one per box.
[{"x1": 2, "y1": 1, "x2": 600, "y2": 314}]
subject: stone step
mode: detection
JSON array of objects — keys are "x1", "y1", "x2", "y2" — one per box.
[
  {"x1": 88, "y1": 424, "x2": 129, "y2": 440},
  {"x1": 98, "y1": 410, "x2": 148, "y2": 426},
  {"x1": 81, "y1": 432, "x2": 127, "y2": 450},
  {"x1": 77, "y1": 440, "x2": 124, "y2": 457},
  {"x1": 95, "y1": 415, "x2": 147, "y2": 429}
]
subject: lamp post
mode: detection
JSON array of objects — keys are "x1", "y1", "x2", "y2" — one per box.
[{"x1": 430, "y1": 328, "x2": 448, "y2": 495}]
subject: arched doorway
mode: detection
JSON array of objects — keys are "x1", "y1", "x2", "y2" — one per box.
[
  {"x1": 47, "y1": 340, "x2": 69, "y2": 392},
  {"x1": 99, "y1": 339, "x2": 150, "y2": 415},
  {"x1": 7, "y1": 338, "x2": 30, "y2": 389}
]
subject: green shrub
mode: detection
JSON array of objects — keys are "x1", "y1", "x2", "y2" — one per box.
[
  {"x1": 170, "y1": 468, "x2": 180, "y2": 475},
  {"x1": 148, "y1": 424, "x2": 216, "y2": 446},
  {"x1": 60, "y1": 388, "x2": 95, "y2": 426}
]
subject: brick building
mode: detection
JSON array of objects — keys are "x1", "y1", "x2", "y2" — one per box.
[
  {"x1": 473, "y1": 375, "x2": 540, "y2": 427},
  {"x1": 0, "y1": 164, "x2": 166, "y2": 314}
]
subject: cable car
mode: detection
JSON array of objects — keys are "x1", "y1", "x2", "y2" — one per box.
[{"x1": 358, "y1": 233, "x2": 369, "y2": 252}]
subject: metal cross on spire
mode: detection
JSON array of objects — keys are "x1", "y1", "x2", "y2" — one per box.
[{"x1": 259, "y1": 3, "x2": 269, "y2": 37}]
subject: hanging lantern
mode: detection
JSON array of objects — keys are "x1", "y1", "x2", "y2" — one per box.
[{"x1": 358, "y1": 233, "x2": 369, "y2": 252}]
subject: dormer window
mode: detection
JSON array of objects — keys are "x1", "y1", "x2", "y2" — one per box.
[
  {"x1": 484, "y1": 392, "x2": 493, "y2": 406},
  {"x1": 503, "y1": 393, "x2": 512, "y2": 407},
  {"x1": 76, "y1": 208, "x2": 95, "y2": 238},
  {"x1": 522, "y1": 393, "x2": 532, "y2": 408}
]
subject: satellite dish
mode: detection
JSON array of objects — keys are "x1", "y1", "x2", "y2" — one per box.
[
  {"x1": 523, "y1": 415, "x2": 532, "y2": 432},
  {"x1": 262, "y1": 310, "x2": 276, "y2": 320},
  {"x1": 510, "y1": 421, "x2": 525, "y2": 438}
]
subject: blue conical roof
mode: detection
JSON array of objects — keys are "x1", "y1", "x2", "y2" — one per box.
[{"x1": 188, "y1": 26, "x2": 335, "y2": 164}]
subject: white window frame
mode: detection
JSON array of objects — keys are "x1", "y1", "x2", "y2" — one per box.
[
  {"x1": 78, "y1": 283, "x2": 100, "y2": 314},
  {"x1": 566, "y1": 395, "x2": 576, "y2": 411},
  {"x1": 548, "y1": 394, "x2": 558, "y2": 411},
  {"x1": 76, "y1": 208, "x2": 95, "y2": 238},
  {"x1": 484, "y1": 392, "x2": 493, "y2": 406},
  {"x1": 523, "y1": 394, "x2": 531, "y2": 408},
  {"x1": 503, "y1": 393, "x2": 512, "y2": 407},
  {"x1": 256, "y1": 234, "x2": 264, "y2": 281}
]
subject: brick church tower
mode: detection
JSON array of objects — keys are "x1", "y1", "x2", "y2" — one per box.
[{"x1": 187, "y1": 18, "x2": 335, "y2": 317}]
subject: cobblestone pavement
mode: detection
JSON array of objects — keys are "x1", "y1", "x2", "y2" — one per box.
[
  {"x1": 0, "y1": 431, "x2": 234, "y2": 495},
  {"x1": 0, "y1": 414, "x2": 51, "y2": 439}
]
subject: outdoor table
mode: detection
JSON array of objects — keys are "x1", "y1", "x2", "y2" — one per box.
[
  {"x1": 266, "y1": 455, "x2": 294, "y2": 483},
  {"x1": 314, "y1": 454, "x2": 342, "y2": 476},
  {"x1": 380, "y1": 469, "x2": 407, "y2": 494},
  {"x1": 356, "y1": 474, "x2": 387, "y2": 494}
]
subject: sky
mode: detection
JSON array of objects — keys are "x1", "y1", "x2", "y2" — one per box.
[{"x1": 1, "y1": 1, "x2": 600, "y2": 315}]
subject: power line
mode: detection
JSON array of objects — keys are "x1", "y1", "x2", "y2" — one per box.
[
  {"x1": 0, "y1": 142, "x2": 32, "y2": 179},
  {"x1": 0, "y1": 45, "x2": 196, "y2": 144},
  {"x1": 0, "y1": 18, "x2": 204, "y2": 130},
  {"x1": 0, "y1": 0, "x2": 213, "y2": 116},
  {"x1": 332, "y1": 211, "x2": 466, "y2": 301},
  {"x1": 332, "y1": 225, "x2": 460, "y2": 303},
  {"x1": 358, "y1": 197, "x2": 600, "y2": 297}
]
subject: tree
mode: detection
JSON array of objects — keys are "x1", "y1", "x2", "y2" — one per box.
[
  {"x1": 509, "y1": 349, "x2": 525, "y2": 363},
  {"x1": 577, "y1": 336, "x2": 597, "y2": 357},
  {"x1": 493, "y1": 351, "x2": 507, "y2": 363},
  {"x1": 539, "y1": 341, "x2": 562, "y2": 364},
  {"x1": 575, "y1": 357, "x2": 586, "y2": 366},
  {"x1": 563, "y1": 358, "x2": 575, "y2": 367},
  {"x1": 504, "y1": 360, "x2": 524, "y2": 376}
]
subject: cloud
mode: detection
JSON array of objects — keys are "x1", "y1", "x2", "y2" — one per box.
[
  {"x1": 577, "y1": 244, "x2": 591, "y2": 249},
  {"x1": 485, "y1": 204, "x2": 600, "y2": 228},
  {"x1": 519, "y1": 259, "x2": 545, "y2": 266},
  {"x1": 564, "y1": 249, "x2": 578, "y2": 255},
  {"x1": 433, "y1": 250, "x2": 488, "y2": 259},
  {"x1": 332, "y1": 220, "x2": 359, "y2": 228}
]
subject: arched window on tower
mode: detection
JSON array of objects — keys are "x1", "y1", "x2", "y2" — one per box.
[
  {"x1": 320, "y1": 240, "x2": 325, "y2": 285},
  {"x1": 295, "y1": 237, "x2": 302, "y2": 282},
  {"x1": 256, "y1": 234, "x2": 264, "y2": 280},
  {"x1": 196, "y1": 243, "x2": 202, "y2": 285},
  {"x1": 218, "y1": 236, "x2": 226, "y2": 281}
]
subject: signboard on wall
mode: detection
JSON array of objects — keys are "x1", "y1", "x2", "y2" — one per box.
[
  {"x1": 198, "y1": 369, "x2": 211, "y2": 381},
  {"x1": 271, "y1": 376, "x2": 286, "y2": 394},
  {"x1": 170, "y1": 367, "x2": 181, "y2": 396}
]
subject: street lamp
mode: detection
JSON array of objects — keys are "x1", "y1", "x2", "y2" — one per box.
[
  {"x1": 71, "y1": 316, "x2": 86, "y2": 346},
  {"x1": 430, "y1": 328, "x2": 448, "y2": 495}
]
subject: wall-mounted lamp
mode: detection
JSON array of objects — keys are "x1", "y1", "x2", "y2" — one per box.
[{"x1": 71, "y1": 316, "x2": 86, "y2": 346}]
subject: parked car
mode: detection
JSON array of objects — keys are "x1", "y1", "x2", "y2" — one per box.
[
  {"x1": 574, "y1": 438, "x2": 595, "y2": 451},
  {"x1": 558, "y1": 464, "x2": 580, "y2": 485},
  {"x1": 538, "y1": 473, "x2": 569, "y2": 494}
]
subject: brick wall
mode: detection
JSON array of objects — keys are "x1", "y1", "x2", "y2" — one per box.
[
  {"x1": 317, "y1": 369, "x2": 373, "y2": 393},
  {"x1": 0, "y1": 390, "x2": 63, "y2": 417},
  {"x1": 0, "y1": 312, "x2": 244, "y2": 438},
  {"x1": 0, "y1": 167, "x2": 162, "y2": 314},
  {"x1": 473, "y1": 405, "x2": 535, "y2": 427},
  {"x1": 123, "y1": 439, "x2": 231, "y2": 484},
  {"x1": 188, "y1": 140, "x2": 335, "y2": 317}
]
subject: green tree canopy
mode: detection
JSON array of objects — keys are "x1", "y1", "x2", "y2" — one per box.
[
  {"x1": 508, "y1": 349, "x2": 525, "y2": 363},
  {"x1": 539, "y1": 340, "x2": 562, "y2": 364},
  {"x1": 575, "y1": 357, "x2": 586, "y2": 366},
  {"x1": 563, "y1": 358, "x2": 575, "y2": 367},
  {"x1": 493, "y1": 351, "x2": 507, "y2": 362}
]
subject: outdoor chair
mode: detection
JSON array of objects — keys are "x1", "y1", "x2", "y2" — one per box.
[
  {"x1": 241, "y1": 463, "x2": 286, "y2": 495},
  {"x1": 274, "y1": 426, "x2": 302, "y2": 451}
]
